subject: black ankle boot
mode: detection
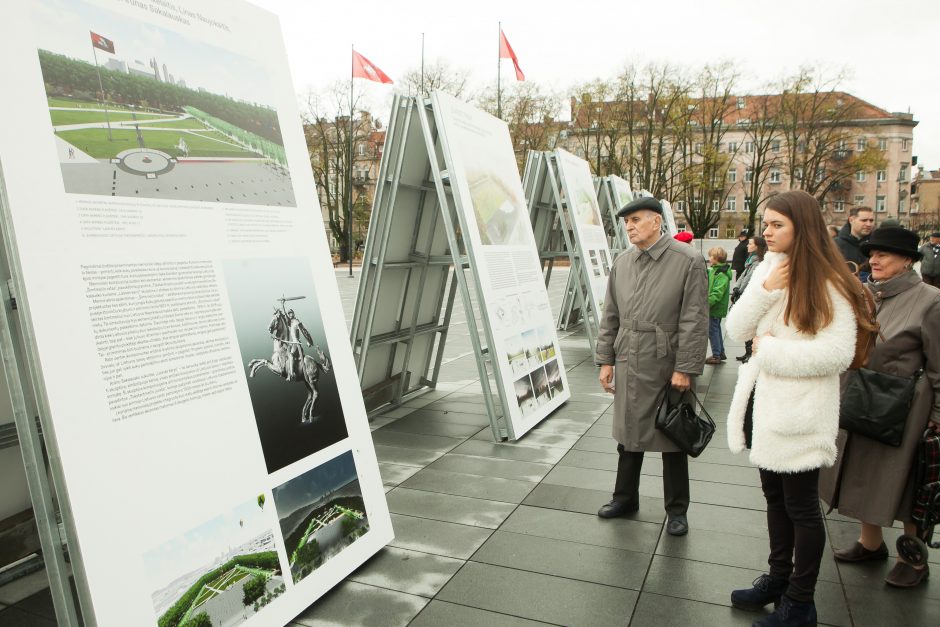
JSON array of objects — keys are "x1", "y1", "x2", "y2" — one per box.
[
  {"x1": 752, "y1": 594, "x2": 817, "y2": 627},
  {"x1": 731, "y1": 574, "x2": 787, "y2": 611}
]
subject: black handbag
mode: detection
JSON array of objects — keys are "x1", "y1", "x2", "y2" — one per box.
[
  {"x1": 839, "y1": 368, "x2": 922, "y2": 447},
  {"x1": 655, "y1": 384, "x2": 715, "y2": 458}
]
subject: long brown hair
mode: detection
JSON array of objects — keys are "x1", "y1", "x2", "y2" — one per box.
[{"x1": 764, "y1": 191, "x2": 874, "y2": 336}]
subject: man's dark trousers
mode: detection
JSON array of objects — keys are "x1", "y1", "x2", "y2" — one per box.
[{"x1": 613, "y1": 444, "x2": 690, "y2": 515}]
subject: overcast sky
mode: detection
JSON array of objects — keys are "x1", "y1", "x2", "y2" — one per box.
[{"x1": 251, "y1": 0, "x2": 940, "y2": 168}]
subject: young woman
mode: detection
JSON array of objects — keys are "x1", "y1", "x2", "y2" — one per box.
[{"x1": 724, "y1": 191, "x2": 873, "y2": 627}]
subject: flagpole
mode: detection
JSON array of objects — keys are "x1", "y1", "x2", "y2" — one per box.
[
  {"x1": 348, "y1": 44, "x2": 355, "y2": 278},
  {"x1": 496, "y1": 22, "x2": 502, "y2": 120},
  {"x1": 91, "y1": 43, "x2": 113, "y2": 141},
  {"x1": 420, "y1": 33, "x2": 425, "y2": 96}
]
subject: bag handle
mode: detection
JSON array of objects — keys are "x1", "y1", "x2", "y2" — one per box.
[{"x1": 663, "y1": 380, "x2": 716, "y2": 429}]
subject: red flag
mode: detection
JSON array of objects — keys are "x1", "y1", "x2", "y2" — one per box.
[
  {"x1": 90, "y1": 31, "x2": 115, "y2": 54},
  {"x1": 352, "y1": 51, "x2": 393, "y2": 84},
  {"x1": 499, "y1": 29, "x2": 524, "y2": 81}
]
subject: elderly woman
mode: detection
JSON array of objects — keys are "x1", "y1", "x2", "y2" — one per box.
[{"x1": 820, "y1": 226, "x2": 940, "y2": 588}]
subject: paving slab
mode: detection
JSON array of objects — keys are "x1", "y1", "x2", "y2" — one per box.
[
  {"x1": 427, "y1": 453, "x2": 553, "y2": 482},
  {"x1": 471, "y1": 530, "x2": 651, "y2": 590},
  {"x1": 401, "y1": 468, "x2": 537, "y2": 504},
  {"x1": 388, "y1": 514, "x2": 493, "y2": 560},
  {"x1": 409, "y1": 600, "x2": 551, "y2": 626},
  {"x1": 521, "y1": 483, "x2": 666, "y2": 525},
  {"x1": 450, "y1": 438, "x2": 568, "y2": 464},
  {"x1": 499, "y1": 505, "x2": 662, "y2": 554},
  {"x1": 437, "y1": 562, "x2": 638, "y2": 627},
  {"x1": 348, "y1": 546, "x2": 463, "y2": 598},
  {"x1": 630, "y1": 592, "x2": 760, "y2": 627},
  {"x1": 386, "y1": 487, "x2": 517, "y2": 529},
  {"x1": 291, "y1": 580, "x2": 428, "y2": 626}
]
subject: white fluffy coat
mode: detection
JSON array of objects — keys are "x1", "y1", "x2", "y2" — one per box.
[{"x1": 724, "y1": 252, "x2": 857, "y2": 472}]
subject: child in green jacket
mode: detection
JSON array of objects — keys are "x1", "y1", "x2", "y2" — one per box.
[{"x1": 705, "y1": 247, "x2": 732, "y2": 365}]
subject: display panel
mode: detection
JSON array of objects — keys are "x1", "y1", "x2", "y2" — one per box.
[{"x1": 0, "y1": 1, "x2": 391, "y2": 624}]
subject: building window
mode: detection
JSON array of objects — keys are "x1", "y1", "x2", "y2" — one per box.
[
  {"x1": 878, "y1": 138, "x2": 888, "y2": 151},
  {"x1": 709, "y1": 227, "x2": 719, "y2": 238},
  {"x1": 856, "y1": 171, "x2": 866, "y2": 182},
  {"x1": 854, "y1": 195, "x2": 866, "y2": 205},
  {"x1": 728, "y1": 169, "x2": 737, "y2": 183},
  {"x1": 675, "y1": 200, "x2": 686, "y2": 212},
  {"x1": 728, "y1": 142, "x2": 738, "y2": 153},
  {"x1": 677, "y1": 223, "x2": 687, "y2": 231},
  {"x1": 357, "y1": 143, "x2": 365, "y2": 157},
  {"x1": 745, "y1": 168, "x2": 754, "y2": 182},
  {"x1": 737, "y1": 96, "x2": 746, "y2": 109},
  {"x1": 857, "y1": 138, "x2": 866, "y2": 151},
  {"x1": 875, "y1": 195, "x2": 886, "y2": 212},
  {"x1": 771, "y1": 140, "x2": 781, "y2": 152},
  {"x1": 770, "y1": 169, "x2": 781, "y2": 184},
  {"x1": 876, "y1": 170, "x2": 886, "y2": 182},
  {"x1": 744, "y1": 142, "x2": 755, "y2": 153},
  {"x1": 816, "y1": 167, "x2": 825, "y2": 183},
  {"x1": 834, "y1": 200, "x2": 846, "y2": 212},
  {"x1": 899, "y1": 166, "x2": 908, "y2": 182},
  {"x1": 712, "y1": 199, "x2": 720, "y2": 212},
  {"x1": 899, "y1": 199, "x2": 906, "y2": 213},
  {"x1": 726, "y1": 197, "x2": 737, "y2": 211},
  {"x1": 902, "y1": 139, "x2": 909, "y2": 151},
  {"x1": 744, "y1": 196, "x2": 751, "y2": 210},
  {"x1": 695, "y1": 142, "x2": 703, "y2": 154}
]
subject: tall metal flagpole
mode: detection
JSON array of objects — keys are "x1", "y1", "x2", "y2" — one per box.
[
  {"x1": 91, "y1": 43, "x2": 113, "y2": 141},
  {"x1": 348, "y1": 44, "x2": 355, "y2": 278},
  {"x1": 496, "y1": 22, "x2": 502, "y2": 120},
  {"x1": 420, "y1": 33, "x2": 425, "y2": 96}
]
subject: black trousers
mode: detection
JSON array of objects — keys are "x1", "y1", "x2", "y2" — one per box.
[
  {"x1": 613, "y1": 445, "x2": 690, "y2": 515},
  {"x1": 759, "y1": 467, "x2": 825, "y2": 603}
]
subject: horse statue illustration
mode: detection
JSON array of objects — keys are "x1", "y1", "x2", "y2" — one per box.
[{"x1": 248, "y1": 296, "x2": 331, "y2": 423}]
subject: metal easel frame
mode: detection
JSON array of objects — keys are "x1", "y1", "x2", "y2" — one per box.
[
  {"x1": 0, "y1": 162, "x2": 91, "y2": 625},
  {"x1": 351, "y1": 95, "x2": 512, "y2": 440},
  {"x1": 596, "y1": 175, "x2": 631, "y2": 254},
  {"x1": 522, "y1": 150, "x2": 599, "y2": 347}
]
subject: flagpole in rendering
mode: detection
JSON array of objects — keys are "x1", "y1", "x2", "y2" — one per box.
[
  {"x1": 90, "y1": 35, "x2": 113, "y2": 141},
  {"x1": 348, "y1": 44, "x2": 355, "y2": 278},
  {"x1": 496, "y1": 22, "x2": 502, "y2": 120}
]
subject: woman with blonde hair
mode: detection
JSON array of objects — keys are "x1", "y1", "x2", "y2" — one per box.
[{"x1": 724, "y1": 190, "x2": 875, "y2": 627}]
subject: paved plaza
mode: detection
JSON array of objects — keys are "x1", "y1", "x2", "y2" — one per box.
[{"x1": 1, "y1": 268, "x2": 938, "y2": 626}]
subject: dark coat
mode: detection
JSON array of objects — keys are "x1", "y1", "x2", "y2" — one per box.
[
  {"x1": 731, "y1": 239, "x2": 749, "y2": 277},
  {"x1": 834, "y1": 222, "x2": 868, "y2": 266},
  {"x1": 919, "y1": 242, "x2": 940, "y2": 278},
  {"x1": 819, "y1": 270, "x2": 940, "y2": 526},
  {"x1": 595, "y1": 235, "x2": 709, "y2": 451}
]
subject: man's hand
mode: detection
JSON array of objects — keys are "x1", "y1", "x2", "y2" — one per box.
[
  {"x1": 671, "y1": 371, "x2": 691, "y2": 392},
  {"x1": 599, "y1": 365, "x2": 615, "y2": 394},
  {"x1": 763, "y1": 259, "x2": 789, "y2": 291}
]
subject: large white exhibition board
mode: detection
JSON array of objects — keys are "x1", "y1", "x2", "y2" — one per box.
[
  {"x1": 432, "y1": 93, "x2": 570, "y2": 438},
  {"x1": 554, "y1": 149, "x2": 614, "y2": 319},
  {"x1": 605, "y1": 175, "x2": 633, "y2": 251},
  {"x1": 0, "y1": 1, "x2": 392, "y2": 625}
]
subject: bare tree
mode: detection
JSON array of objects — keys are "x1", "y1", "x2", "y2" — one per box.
[
  {"x1": 302, "y1": 83, "x2": 376, "y2": 263},
  {"x1": 476, "y1": 83, "x2": 563, "y2": 170},
  {"x1": 398, "y1": 59, "x2": 471, "y2": 100},
  {"x1": 741, "y1": 93, "x2": 785, "y2": 233}
]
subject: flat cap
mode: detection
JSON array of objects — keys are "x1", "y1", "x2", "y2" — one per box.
[{"x1": 616, "y1": 196, "x2": 662, "y2": 218}]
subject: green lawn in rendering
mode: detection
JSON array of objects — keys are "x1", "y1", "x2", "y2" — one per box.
[
  {"x1": 57, "y1": 128, "x2": 259, "y2": 159},
  {"x1": 49, "y1": 109, "x2": 173, "y2": 126},
  {"x1": 48, "y1": 97, "x2": 160, "y2": 114}
]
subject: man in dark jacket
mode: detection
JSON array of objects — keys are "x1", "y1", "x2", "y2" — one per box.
[
  {"x1": 834, "y1": 207, "x2": 874, "y2": 266},
  {"x1": 730, "y1": 230, "x2": 749, "y2": 279},
  {"x1": 919, "y1": 232, "x2": 940, "y2": 287}
]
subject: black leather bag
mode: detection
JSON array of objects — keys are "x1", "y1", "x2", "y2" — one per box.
[
  {"x1": 655, "y1": 384, "x2": 715, "y2": 458},
  {"x1": 839, "y1": 368, "x2": 922, "y2": 447}
]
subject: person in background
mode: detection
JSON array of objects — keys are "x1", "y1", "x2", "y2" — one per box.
[
  {"x1": 595, "y1": 196, "x2": 708, "y2": 537},
  {"x1": 820, "y1": 226, "x2": 940, "y2": 589},
  {"x1": 705, "y1": 247, "x2": 732, "y2": 365},
  {"x1": 827, "y1": 225, "x2": 839, "y2": 239},
  {"x1": 918, "y1": 231, "x2": 940, "y2": 287},
  {"x1": 724, "y1": 190, "x2": 870, "y2": 627},
  {"x1": 732, "y1": 229, "x2": 750, "y2": 279},
  {"x1": 835, "y1": 207, "x2": 875, "y2": 266},
  {"x1": 732, "y1": 236, "x2": 768, "y2": 363}
]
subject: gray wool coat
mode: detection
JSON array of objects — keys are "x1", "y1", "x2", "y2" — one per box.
[
  {"x1": 595, "y1": 234, "x2": 709, "y2": 451},
  {"x1": 820, "y1": 270, "x2": 940, "y2": 526}
]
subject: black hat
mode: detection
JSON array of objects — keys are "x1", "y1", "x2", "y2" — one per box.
[
  {"x1": 616, "y1": 196, "x2": 662, "y2": 218},
  {"x1": 738, "y1": 229, "x2": 750, "y2": 238},
  {"x1": 860, "y1": 226, "x2": 922, "y2": 260}
]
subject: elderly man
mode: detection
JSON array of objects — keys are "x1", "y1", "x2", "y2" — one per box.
[{"x1": 595, "y1": 197, "x2": 709, "y2": 536}]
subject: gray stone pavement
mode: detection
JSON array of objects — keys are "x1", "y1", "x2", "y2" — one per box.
[
  {"x1": 285, "y1": 268, "x2": 940, "y2": 627},
  {"x1": 2, "y1": 268, "x2": 938, "y2": 626}
]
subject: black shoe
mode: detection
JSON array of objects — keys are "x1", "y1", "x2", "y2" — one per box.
[
  {"x1": 731, "y1": 574, "x2": 788, "y2": 611},
  {"x1": 751, "y1": 594, "x2": 817, "y2": 627},
  {"x1": 720, "y1": 353, "x2": 727, "y2": 361},
  {"x1": 833, "y1": 541, "x2": 889, "y2": 563},
  {"x1": 736, "y1": 354, "x2": 750, "y2": 362},
  {"x1": 666, "y1": 514, "x2": 688, "y2": 536},
  {"x1": 597, "y1": 499, "x2": 639, "y2": 518}
]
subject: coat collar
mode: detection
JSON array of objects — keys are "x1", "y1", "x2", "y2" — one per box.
[
  {"x1": 867, "y1": 268, "x2": 921, "y2": 300},
  {"x1": 635, "y1": 233, "x2": 669, "y2": 261}
]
